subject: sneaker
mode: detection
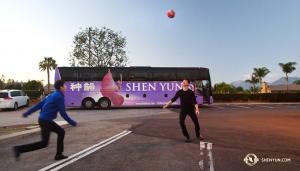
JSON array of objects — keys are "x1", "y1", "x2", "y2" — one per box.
[
  {"x1": 185, "y1": 137, "x2": 190, "y2": 142},
  {"x1": 12, "y1": 146, "x2": 21, "y2": 161},
  {"x1": 54, "y1": 154, "x2": 68, "y2": 160},
  {"x1": 197, "y1": 135, "x2": 203, "y2": 140}
]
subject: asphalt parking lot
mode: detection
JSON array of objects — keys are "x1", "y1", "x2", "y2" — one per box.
[{"x1": 0, "y1": 103, "x2": 300, "y2": 171}]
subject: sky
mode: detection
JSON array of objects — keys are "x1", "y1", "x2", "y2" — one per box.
[{"x1": 1, "y1": 0, "x2": 300, "y2": 86}]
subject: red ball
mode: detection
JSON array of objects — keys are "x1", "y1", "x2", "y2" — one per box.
[{"x1": 167, "y1": 10, "x2": 175, "y2": 18}]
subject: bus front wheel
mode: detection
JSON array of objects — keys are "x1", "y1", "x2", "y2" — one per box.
[
  {"x1": 82, "y1": 98, "x2": 95, "y2": 109},
  {"x1": 98, "y1": 98, "x2": 111, "y2": 109}
]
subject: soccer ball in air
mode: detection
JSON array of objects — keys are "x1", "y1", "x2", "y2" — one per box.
[{"x1": 167, "y1": 10, "x2": 175, "y2": 18}]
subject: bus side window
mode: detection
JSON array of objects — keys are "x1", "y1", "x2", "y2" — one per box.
[
  {"x1": 129, "y1": 68, "x2": 152, "y2": 81},
  {"x1": 59, "y1": 67, "x2": 78, "y2": 81}
]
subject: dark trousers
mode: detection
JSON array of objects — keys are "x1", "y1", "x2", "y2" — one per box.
[
  {"x1": 18, "y1": 119, "x2": 65, "y2": 154},
  {"x1": 179, "y1": 110, "x2": 200, "y2": 138}
]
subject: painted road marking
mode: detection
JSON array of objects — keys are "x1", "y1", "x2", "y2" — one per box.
[
  {"x1": 199, "y1": 142, "x2": 214, "y2": 171},
  {"x1": 285, "y1": 106, "x2": 296, "y2": 108},
  {"x1": 236, "y1": 105, "x2": 249, "y2": 108},
  {"x1": 39, "y1": 130, "x2": 132, "y2": 171},
  {"x1": 260, "y1": 106, "x2": 274, "y2": 108},
  {"x1": 211, "y1": 106, "x2": 225, "y2": 109},
  {"x1": 216, "y1": 106, "x2": 225, "y2": 109}
]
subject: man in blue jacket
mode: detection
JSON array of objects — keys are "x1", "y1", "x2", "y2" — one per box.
[{"x1": 12, "y1": 80, "x2": 77, "y2": 161}]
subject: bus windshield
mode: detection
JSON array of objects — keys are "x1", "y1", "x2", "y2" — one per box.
[{"x1": 54, "y1": 66, "x2": 213, "y2": 109}]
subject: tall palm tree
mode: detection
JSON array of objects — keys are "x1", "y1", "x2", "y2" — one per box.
[
  {"x1": 253, "y1": 67, "x2": 270, "y2": 87},
  {"x1": 245, "y1": 74, "x2": 259, "y2": 93},
  {"x1": 293, "y1": 78, "x2": 300, "y2": 85},
  {"x1": 278, "y1": 62, "x2": 297, "y2": 91},
  {"x1": 39, "y1": 57, "x2": 58, "y2": 92}
]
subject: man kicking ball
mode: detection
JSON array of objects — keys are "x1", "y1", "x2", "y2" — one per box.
[
  {"x1": 12, "y1": 80, "x2": 77, "y2": 161},
  {"x1": 163, "y1": 78, "x2": 203, "y2": 142}
]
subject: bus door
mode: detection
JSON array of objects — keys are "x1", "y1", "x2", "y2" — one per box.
[{"x1": 194, "y1": 80, "x2": 210, "y2": 104}]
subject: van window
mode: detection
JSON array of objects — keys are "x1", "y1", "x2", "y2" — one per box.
[
  {"x1": 0, "y1": 93, "x2": 9, "y2": 98},
  {"x1": 11, "y1": 91, "x2": 21, "y2": 97}
]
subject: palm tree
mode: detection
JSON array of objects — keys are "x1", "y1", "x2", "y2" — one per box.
[
  {"x1": 39, "y1": 57, "x2": 58, "y2": 92},
  {"x1": 245, "y1": 74, "x2": 259, "y2": 93},
  {"x1": 293, "y1": 78, "x2": 300, "y2": 85},
  {"x1": 253, "y1": 67, "x2": 270, "y2": 87},
  {"x1": 278, "y1": 62, "x2": 297, "y2": 91}
]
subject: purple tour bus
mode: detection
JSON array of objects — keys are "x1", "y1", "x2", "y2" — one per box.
[{"x1": 54, "y1": 66, "x2": 214, "y2": 109}]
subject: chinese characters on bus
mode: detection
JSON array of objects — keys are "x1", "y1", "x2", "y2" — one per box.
[{"x1": 69, "y1": 83, "x2": 95, "y2": 91}]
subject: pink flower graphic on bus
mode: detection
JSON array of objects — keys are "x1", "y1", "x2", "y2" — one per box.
[{"x1": 100, "y1": 69, "x2": 124, "y2": 106}]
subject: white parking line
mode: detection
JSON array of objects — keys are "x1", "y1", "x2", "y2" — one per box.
[
  {"x1": 199, "y1": 142, "x2": 214, "y2": 171},
  {"x1": 211, "y1": 106, "x2": 225, "y2": 109},
  {"x1": 39, "y1": 130, "x2": 132, "y2": 171},
  {"x1": 236, "y1": 106, "x2": 249, "y2": 108},
  {"x1": 285, "y1": 106, "x2": 296, "y2": 108},
  {"x1": 260, "y1": 106, "x2": 274, "y2": 108},
  {"x1": 216, "y1": 106, "x2": 225, "y2": 109}
]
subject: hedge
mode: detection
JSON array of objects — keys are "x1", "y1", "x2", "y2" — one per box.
[
  {"x1": 23, "y1": 90, "x2": 53, "y2": 99},
  {"x1": 212, "y1": 93, "x2": 300, "y2": 102}
]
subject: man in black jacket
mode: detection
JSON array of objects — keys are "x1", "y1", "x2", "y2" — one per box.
[{"x1": 163, "y1": 78, "x2": 203, "y2": 142}]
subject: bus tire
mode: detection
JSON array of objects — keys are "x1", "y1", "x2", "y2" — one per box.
[
  {"x1": 82, "y1": 98, "x2": 95, "y2": 109},
  {"x1": 98, "y1": 97, "x2": 111, "y2": 109}
]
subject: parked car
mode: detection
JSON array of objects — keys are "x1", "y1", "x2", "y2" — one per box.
[{"x1": 0, "y1": 89, "x2": 30, "y2": 110}]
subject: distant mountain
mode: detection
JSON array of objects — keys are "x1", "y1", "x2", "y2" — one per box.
[
  {"x1": 229, "y1": 77, "x2": 300, "y2": 90},
  {"x1": 268, "y1": 77, "x2": 299, "y2": 85},
  {"x1": 229, "y1": 80, "x2": 256, "y2": 90}
]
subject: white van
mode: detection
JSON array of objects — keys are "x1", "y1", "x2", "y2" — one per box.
[{"x1": 0, "y1": 90, "x2": 30, "y2": 110}]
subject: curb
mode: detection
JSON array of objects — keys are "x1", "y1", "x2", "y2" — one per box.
[{"x1": 0, "y1": 121, "x2": 71, "y2": 145}]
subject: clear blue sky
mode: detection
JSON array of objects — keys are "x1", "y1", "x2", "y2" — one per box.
[{"x1": 1, "y1": 0, "x2": 299, "y2": 85}]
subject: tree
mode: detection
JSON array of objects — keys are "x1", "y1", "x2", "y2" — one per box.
[
  {"x1": 5, "y1": 79, "x2": 15, "y2": 89},
  {"x1": 39, "y1": 57, "x2": 57, "y2": 92},
  {"x1": 278, "y1": 62, "x2": 297, "y2": 90},
  {"x1": 68, "y1": 27, "x2": 130, "y2": 67},
  {"x1": 253, "y1": 67, "x2": 270, "y2": 87},
  {"x1": 22, "y1": 80, "x2": 44, "y2": 90},
  {"x1": 236, "y1": 86, "x2": 244, "y2": 93},
  {"x1": 0, "y1": 74, "x2": 5, "y2": 89},
  {"x1": 245, "y1": 74, "x2": 259, "y2": 93},
  {"x1": 214, "y1": 82, "x2": 237, "y2": 94},
  {"x1": 294, "y1": 78, "x2": 300, "y2": 85}
]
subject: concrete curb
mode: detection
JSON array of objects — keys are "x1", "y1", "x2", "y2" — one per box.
[{"x1": 0, "y1": 121, "x2": 71, "y2": 144}]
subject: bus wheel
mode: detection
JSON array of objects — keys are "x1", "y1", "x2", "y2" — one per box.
[
  {"x1": 82, "y1": 98, "x2": 95, "y2": 109},
  {"x1": 98, "y1": 98, "x2": 111, "y2": 109}
]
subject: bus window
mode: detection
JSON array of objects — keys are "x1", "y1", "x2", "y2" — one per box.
[
  {"x1": 108, "y1": 68, "x2": 129, "y2": 81},
  {"x1": 188, "y1": 68, "x2": 200, "y2": 81},
  {"x1": 129, "y1": 68, "x2": 152, "y2": 81},
  {"x1": 202, "y1": 80, "x2": 210, "y2": 100},
  {"x1": 59, "y1": 67, "x2": 78, "y2": 81},
  {"x1": 194, "y1": 80, "x2": 203, "y2": 96},
  {"x1": 176, "y1": 69, "x2": 189, "y2": 81},
  {"x1": 153, "y1": 68, "x2": 176, "y2": 81},
  {"x1": 78, "y1": 67, "x2": 106, "y2": 81}
]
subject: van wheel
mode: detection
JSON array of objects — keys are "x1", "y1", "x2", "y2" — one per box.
[
  {"x1": 26, "y1": 100, "x2": 30, "y2": 107},
  {"x1": 98, "y1": 98, "x2": 111, "y2": 109},
  {"x1": 14, "y1": 103, "x2": 18, "y2": 110},
  {"x1": 82, "y1": 98, "x2": 95, "y2": 109}
]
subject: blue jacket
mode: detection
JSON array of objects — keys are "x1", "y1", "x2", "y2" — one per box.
[{"x1": 23, "y1": 90, "x2": 77, "y2": 126}]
